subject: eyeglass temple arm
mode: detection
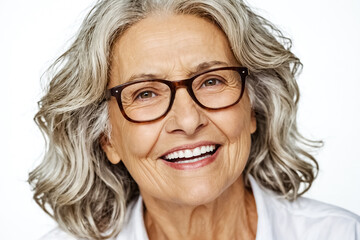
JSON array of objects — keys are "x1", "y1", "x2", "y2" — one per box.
[{"x1": 105, "y1": 89, "x2": 112, "y2": 100}]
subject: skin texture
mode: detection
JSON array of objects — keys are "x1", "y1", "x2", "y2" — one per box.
[{"x1": 102, "y1": 14, "x2": 258, "y2": 240}]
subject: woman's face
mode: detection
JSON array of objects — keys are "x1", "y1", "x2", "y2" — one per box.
[{"x1": 103, "y1": 14, "x2": 256, "y2": 206}]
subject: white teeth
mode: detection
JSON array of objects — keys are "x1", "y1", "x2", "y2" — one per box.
[
  {"x1": 176, "y1": 154, "x2": 210, "y2": 164},
  {"x1": 193, "y1": 147, "x2": 201, "y2": 156},
  {"x1": 200, "y1": 146, "x2": 206, "y2": 154},
  {"x1": 164, "y1": 144, "x2": 217, "y2": 160},
  {"x1": 184, "y1": 149, "x2": 192, "y2": 158}
]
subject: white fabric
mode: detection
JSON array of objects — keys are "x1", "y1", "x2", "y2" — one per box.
[{"x1": 41, "y1": 176, "x2": 360, "y2": 240}]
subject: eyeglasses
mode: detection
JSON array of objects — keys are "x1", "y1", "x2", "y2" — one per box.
[{"x1": 106, "y1": 66, "x2": 248, "y2": 123}]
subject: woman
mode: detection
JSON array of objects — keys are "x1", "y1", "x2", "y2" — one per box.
[{"x1": 29, "y1": 0, "x2": 360, "y2": 239}]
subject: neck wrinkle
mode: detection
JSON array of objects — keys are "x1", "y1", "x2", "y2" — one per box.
[{"x1": 143, "y1": 176, "x2": 258, "y2": 240}]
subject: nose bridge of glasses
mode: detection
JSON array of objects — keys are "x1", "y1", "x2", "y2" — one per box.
[
  {"x1": 170, "y1": 77, "x2": 197, "y2": 102},
  {"x1": 172, "y1": 77, "x2": 193, "y2": 90},
  {"x1": 169, "y1": 77, "x2": 203, "y2": 123}
]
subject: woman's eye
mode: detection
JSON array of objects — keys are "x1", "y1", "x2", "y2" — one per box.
[
  {"x1": 202, "y1": 78, "x2": 223, "y2": 87},
  {"x1": 136, "y1": 90, "x2": 157, "y2": 100}
]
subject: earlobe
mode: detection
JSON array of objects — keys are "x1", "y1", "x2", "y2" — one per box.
[
  {"x1": 250, "y1": 110, "x2": 257, "y2": 134},
  {"x1": 100, "y1": 134, "x2": 122, "y2": 164}
]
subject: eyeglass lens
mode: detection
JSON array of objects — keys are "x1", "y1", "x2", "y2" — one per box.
[{"x1": 121, "y1": 82, "x2": 172, "y2": 121}]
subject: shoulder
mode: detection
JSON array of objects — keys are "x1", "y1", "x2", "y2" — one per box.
[
  {"x1": 274, "y1": 195, "x2": 360, "y2": 239},
  {"x1": 39, "y1": 198, "x2": 146, "y2": 240},
  {"x1": 249, "y1": 176, "x2": 360, "y2": 240},
  {"x1": 39, "y1": 228, "x2": 78, "y2": 240},
  {"x1": 38, "y1": 197, "x2": 147, "y2": 240}
]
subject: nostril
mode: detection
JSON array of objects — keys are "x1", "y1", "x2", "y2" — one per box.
[{"x1": 194, "y1": 123, "x2": 205, "y2": 133}]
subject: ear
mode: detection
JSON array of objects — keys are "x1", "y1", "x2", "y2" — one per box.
[
  {"x1": 250, "y1": 109, "x2": 257, "y2": 134},
  {"x1": 100, "y1": 134, "x2": 122, "y2": 164}
]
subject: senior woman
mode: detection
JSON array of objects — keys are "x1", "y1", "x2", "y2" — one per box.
[{"x1": 29, "y1": 0, "x2": 360, "y2": 239}]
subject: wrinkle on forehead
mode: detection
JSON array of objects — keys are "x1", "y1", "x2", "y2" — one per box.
[{"x1": 109, "y1": 14, "x2": 238, "y2": 87}]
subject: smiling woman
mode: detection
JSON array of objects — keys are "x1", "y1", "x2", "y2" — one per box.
[
  {"x1": 103, "y1": 15, "x2": 257, "y2": 214},
  {"x1": 28, "y1": 0, "x2": 360, "y2": 240}
]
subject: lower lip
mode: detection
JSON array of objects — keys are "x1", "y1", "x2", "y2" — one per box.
[{"x1": 162, "y1": 147, "x2": 220, "y2": 170}]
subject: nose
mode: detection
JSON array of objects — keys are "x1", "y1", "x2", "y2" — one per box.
[{"x1": 164, "y1": 88, "x2": 208, "y2": 135}]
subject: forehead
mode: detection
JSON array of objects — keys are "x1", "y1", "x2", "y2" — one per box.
[{"x1": 110, "y1": 14, "x2": 237, "y2": 86}]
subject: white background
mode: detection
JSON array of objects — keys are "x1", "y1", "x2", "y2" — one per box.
[{"x1": 0, "y1": 0, "x2": 359, "y2": 239}]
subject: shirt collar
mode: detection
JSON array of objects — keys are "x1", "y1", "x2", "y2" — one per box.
[
  {"x1": 249, "y1": 175, "x2": 275, "y2": 240},
  {"x1": 117, "y1": 195, "x2": 149, "y2": 240}
]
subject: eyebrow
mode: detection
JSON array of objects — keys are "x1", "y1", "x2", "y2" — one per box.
[
  {"x1": 125, "y1": 60, "x2": 230, "y2": 83},
  {"x1": 193, "y1": 60, "x2": 229, "y2": 73}
]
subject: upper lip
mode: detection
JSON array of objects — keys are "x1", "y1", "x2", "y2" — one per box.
[{"x1": 160, "y1": 141, "x2": 220, "y2": 159}]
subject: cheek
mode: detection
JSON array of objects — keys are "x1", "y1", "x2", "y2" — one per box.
[
  {"x1": 212, "y1": 105, "x2": 253, "y2": 142},
  {"x1": 116, "y1": 122, "x2": 163, "y2": 163},
  {"x1": 123, "y1": 124, "x2": 162, "y2": 157},
  {"x1": 109, "y1": 103, "x2": 163, "y2": 161},
  {"x1": 210, "y1": 102, "x2": 253, "y2": 174}
]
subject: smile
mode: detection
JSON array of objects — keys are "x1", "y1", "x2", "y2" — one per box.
[{"x1": 162, "y1": 144, "x2": 220, "y2": 164}]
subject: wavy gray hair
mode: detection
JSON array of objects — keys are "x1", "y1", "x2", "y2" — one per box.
[{"x1": 29, "y1": 0, "x2": 321, "y2": 239}]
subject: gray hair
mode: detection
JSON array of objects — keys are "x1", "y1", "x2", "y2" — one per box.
[{"x1": 29, "y1": 0, "x2": 321, "y2": 239}]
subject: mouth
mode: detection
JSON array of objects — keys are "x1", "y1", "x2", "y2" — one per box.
[{"x1": 161, "y1": 144, "x2": 221, "y2": 164}]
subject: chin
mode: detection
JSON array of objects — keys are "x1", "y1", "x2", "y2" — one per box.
[{"x1": 170, "y1": 180, "x2": 228, "y2": 207}]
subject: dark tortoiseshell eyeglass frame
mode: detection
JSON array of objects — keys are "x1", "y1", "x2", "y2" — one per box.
[{"x1": 106, "y1": 66, "x2": 249, "y2": 123}]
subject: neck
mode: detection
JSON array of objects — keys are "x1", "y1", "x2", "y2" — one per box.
[{"x1": 142, "y1": 177, "x2": 258, "y2": 240}]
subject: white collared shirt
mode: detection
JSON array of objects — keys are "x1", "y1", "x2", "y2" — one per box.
[{"x1": 42, "y1": 176, "x2": 360, "y2": 239}]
